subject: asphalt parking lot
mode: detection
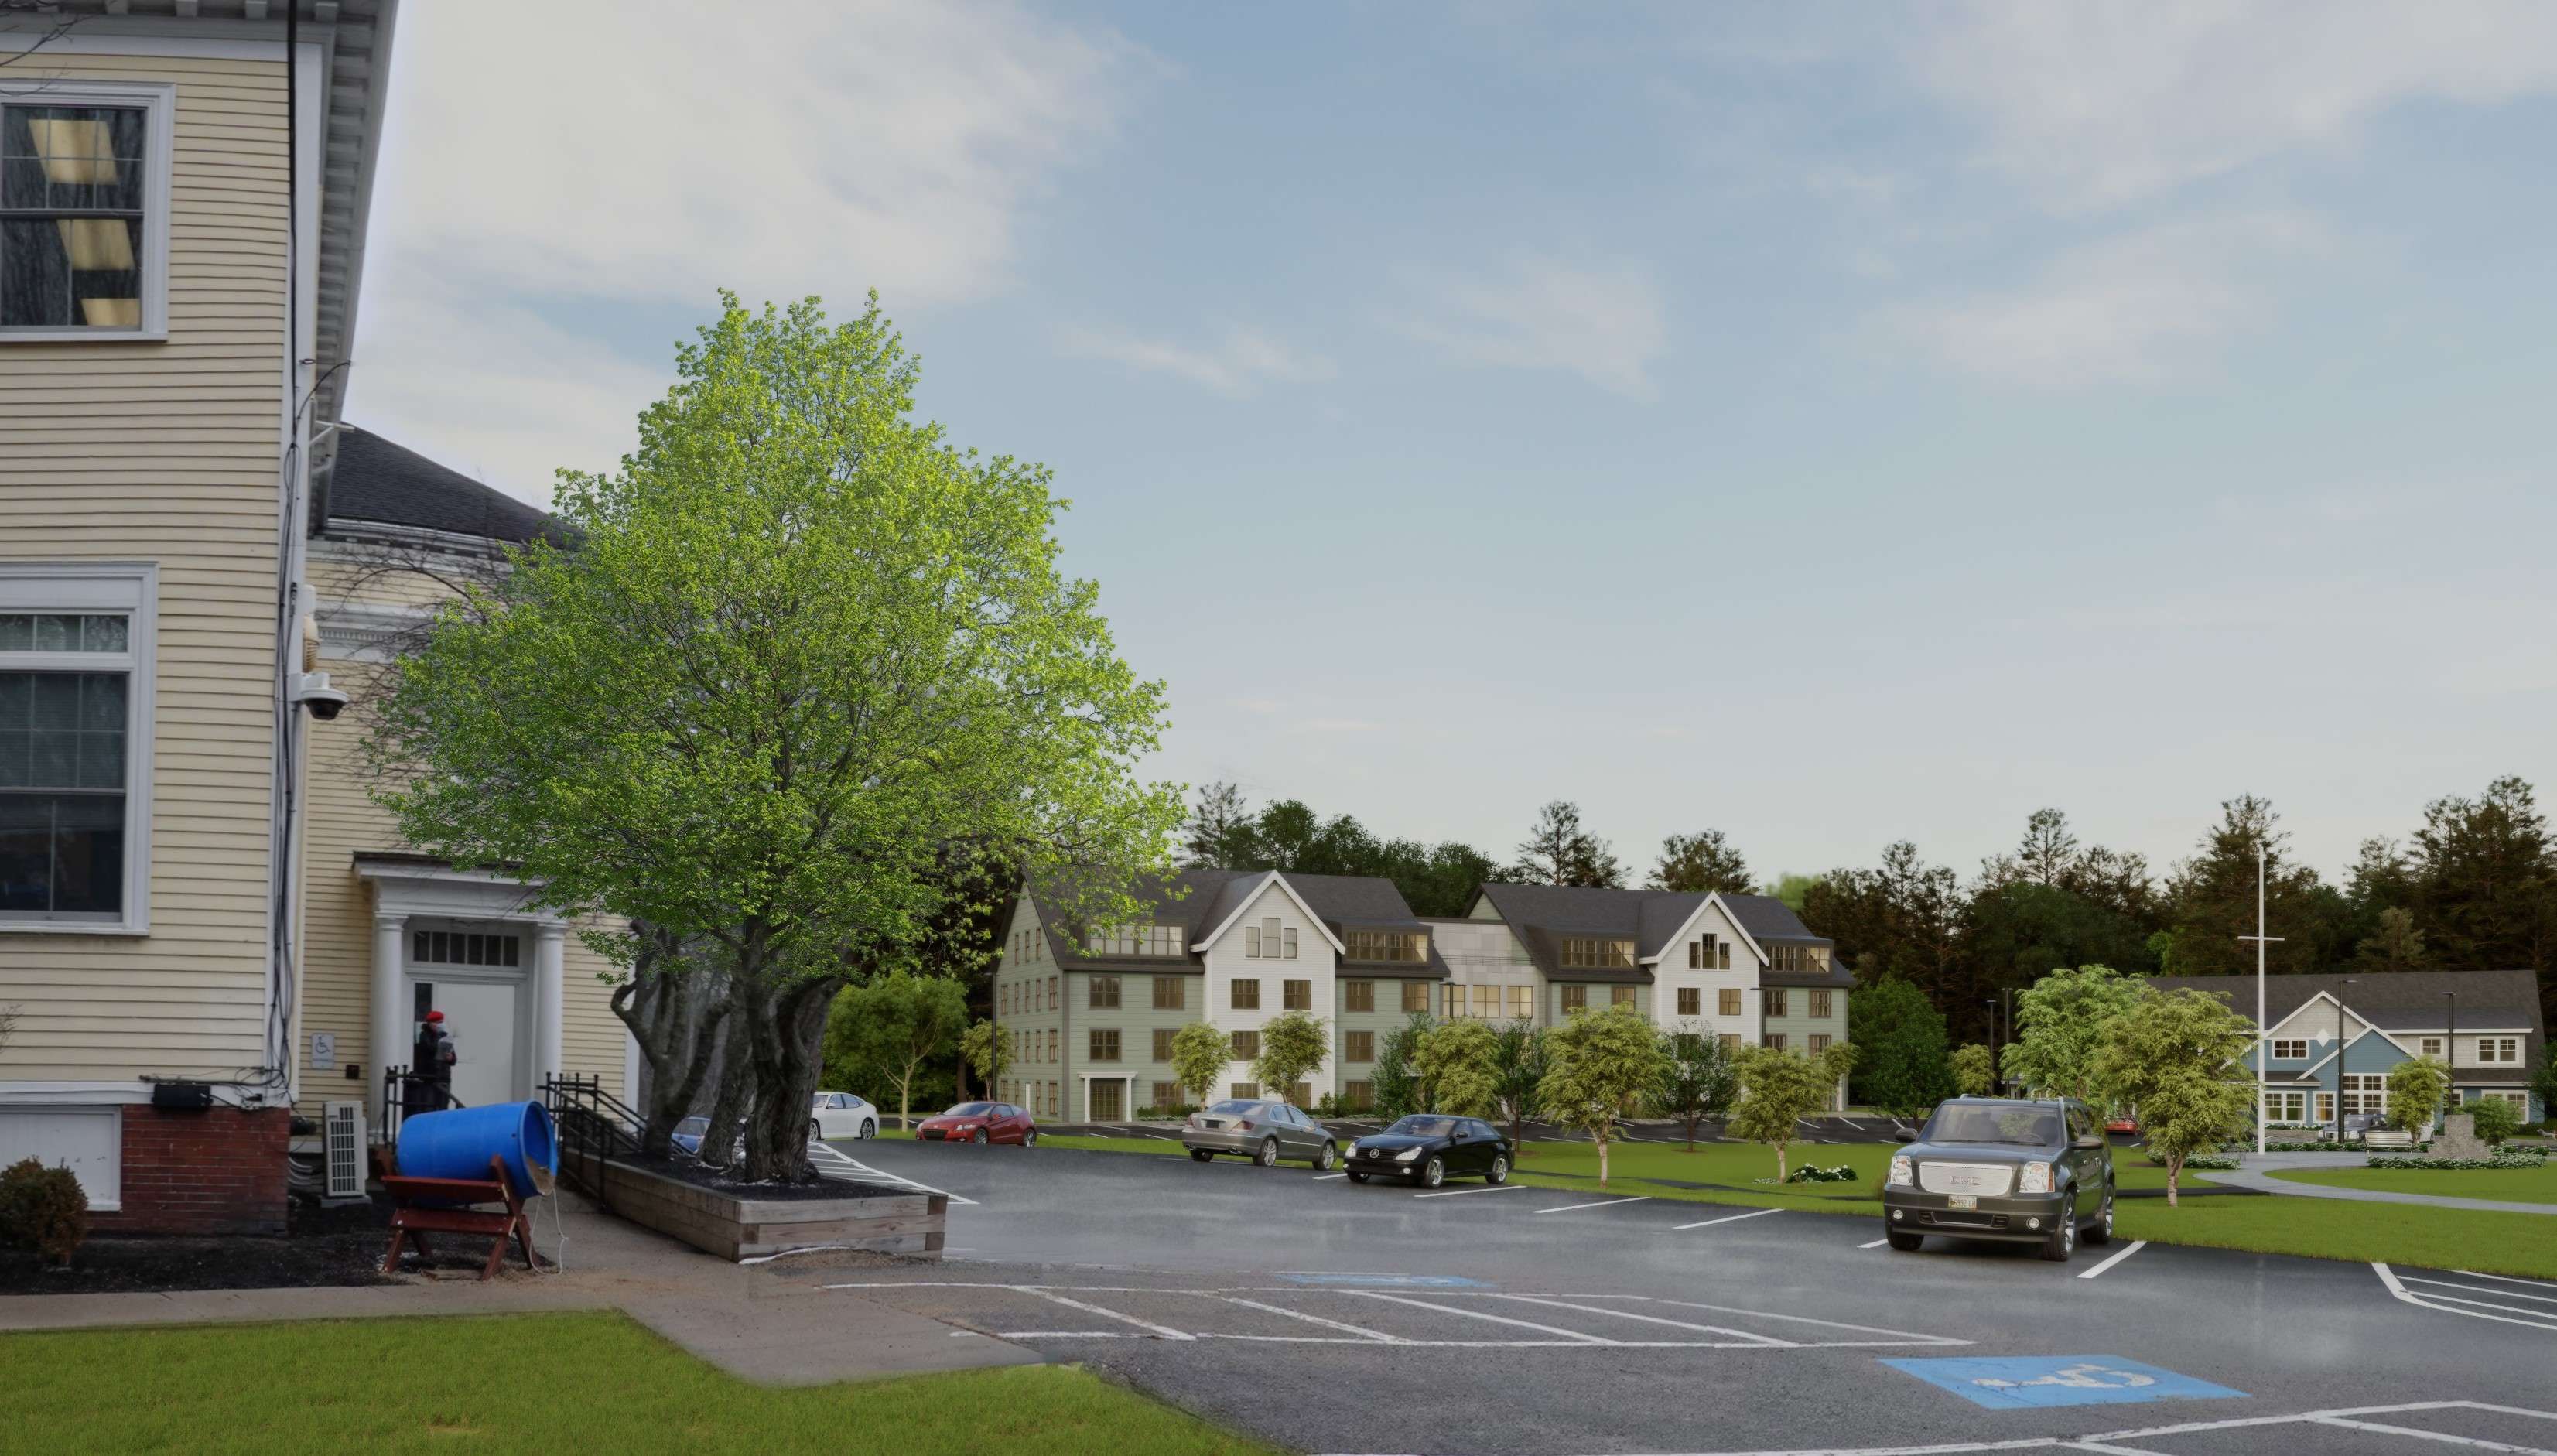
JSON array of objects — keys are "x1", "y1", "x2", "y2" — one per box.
[{"x1": 805, "y1": 1138, "x2": 2557, "y2": 1456}]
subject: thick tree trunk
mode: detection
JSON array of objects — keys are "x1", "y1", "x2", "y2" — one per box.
[
  {"x1": 699, "y1": 991, "x2": 760, "y2": 1172},
  {"x1": 610, "y1": 925, "x2": 729, "y2": 1160},
  {"x1": 740, "y1": 977, "x2": 841, "y2": 1184},
  {"x1": 1596, "y1": 1133, "x2": 1611, "y2": 1190}
]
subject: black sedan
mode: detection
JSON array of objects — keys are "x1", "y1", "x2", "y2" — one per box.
[{"x1": 1345, "y1": 1115, "x2": 1511, "y2": 1189}]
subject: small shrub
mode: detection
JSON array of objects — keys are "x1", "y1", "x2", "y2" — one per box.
[
  {"x1": 2366, "y1": 1147, "x2": 2547, "y2": 1171},
  {"x1": 2456, "y1": 1100, "x2": 2521, "y2": 1144},
  {"x1": 1783, "y1": 1164, "x2": 1858, "y2": 1184},
  {"x1": 0, "y1": 1158, "x2": 89, "y2": 1265},
  {"x1": 2154, "y1": 1154, "x2": 2238, "y2": 1171}
]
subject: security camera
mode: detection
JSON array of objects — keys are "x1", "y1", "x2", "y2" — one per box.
[{"x1": 294, "y1": 671, "x2": 350, "y2": 722}]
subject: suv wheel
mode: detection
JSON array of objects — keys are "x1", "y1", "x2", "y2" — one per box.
[
  {"x1": 2084, "y1": 1186, "x2": 2114, "y2": 1246},
  {"x1": 2039, "y1": 1192, "x2": 2077, "y2": 1262},
  {"x1": 1420, "y1": 1156, "x2": 1445, "y2": 1188},
  {"x1": 1256, "y1": 1137, "x2": 1280, "y2": 1168},
  {"x1": 1886, "y1": 1229, "x2": 1924, "y2": 1252}
]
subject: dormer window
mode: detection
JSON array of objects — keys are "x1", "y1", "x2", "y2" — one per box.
[
  {"x1": 1085, "y1": 924, "x2": 1183, "y2": 956},
  {"x1": 1558, "y1": 937, "x2": 1634, "y2": 969},
  {"x1": 1767, "y1": 942, "x2": 1831, "y2": 974},
  {"x1": 1346, "y1": 930, "x2": 1428, "y2": 962}
]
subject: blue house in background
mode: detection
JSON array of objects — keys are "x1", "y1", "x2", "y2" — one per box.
[{"x1": 2152, "y1": 969, "x2": 2545, "y2": 1131}]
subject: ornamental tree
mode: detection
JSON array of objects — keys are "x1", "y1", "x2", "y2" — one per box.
[
  {"x1": 2002, "y1": 964, "x2": 2145, "y2": 1111},
  {"x1": 1657, "y1": 1024, "x2": 1739, "y2": 1151},
  {"x1": 1728, "y1": 1042, "x2": 1857, "y2": 1181},
  {"x1": 1488, "y1": 1020, "x2": 1549, "y2": 1148},
  {"x1": 1373, "y1": 1011, "x2": 1431, "y2": 1119},
  {"x1": 1253, "y1": 1011, "x2": 1330, "y2": 1102},
  {"x1": 369, "y1": 295, "x2": 1181, "y2": 1182},
  {"x1": 2384, "y1": 1056, "x2": 2450, "y2": 1136},
  {"x1": 1167, "y1": 1021, "x2": 1230, "y2": 1109},
  {"x1": 1536, "y1": 1003, "x2": 1672, "y2": 1188},
  {"x1": 1949, "y1": 1043, "x2": 1995, "y2": 1098},
  {"x1": 1414, "y1": 1017, "x2": 1502, "y2": 1116},
  {"x1": 825, "y1": 972, "x2": 969, "y2": 1131},
  {"x1": 959, "y1": 1017, "x2": 1010, "y2": 1100},
  {"x1": 2090, "y1": 986, "x2": 2254, "y2": 1205}
]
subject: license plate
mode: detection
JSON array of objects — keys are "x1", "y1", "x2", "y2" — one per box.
[
  {"x1": 1947, "y1": 1194, "x2": 1978, "y2": 1210},
  {"x1": 1202, "y1": 1120, "x2": 1223, "y2": 1129}
]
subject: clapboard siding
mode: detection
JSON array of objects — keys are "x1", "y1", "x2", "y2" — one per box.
[{"x1": 0, "y1": 52, "x2": 290, "y2": 1081}]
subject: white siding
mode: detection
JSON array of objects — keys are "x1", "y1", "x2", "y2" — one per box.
[
  {"x1": 1652, "y1": 900, "x2": 1762, "y2": 1043},
  {"x1": 1201, "y1": 880, "x2": 1337, "y2": 1100}
]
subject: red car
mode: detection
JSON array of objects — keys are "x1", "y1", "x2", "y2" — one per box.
[{"x1": 914, "y1": 1100, "x2": 1037, "y2": 1146}]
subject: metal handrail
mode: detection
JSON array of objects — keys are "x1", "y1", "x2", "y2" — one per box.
[{"x1": 377, "y1": 1064, "x2": 464, "y2": 1143}]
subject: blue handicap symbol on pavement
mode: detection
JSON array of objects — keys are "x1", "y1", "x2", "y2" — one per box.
[
  {"x1": 1882, "y1": 1355, "x2": 2245, "y2": 1410},
  {"x1": 1279, "y1": 1273, "x2": 1484, "y2": 1288}
]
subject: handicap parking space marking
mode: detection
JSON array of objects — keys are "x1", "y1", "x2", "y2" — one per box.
[
  {"x1": 2076, "y1": 1239, "x2": 2148, "y2": 1280},
  {"x1": 1410, "y1": 1182, "x2": 1528, "y2": 1198},
  {"x1": 810, "y1": 1141, "x2": 980, "y2": 1205},
  {"x1": 1534, "y1": 1195, "x2": 1652, "y2": 1215},
  {"x1": 1673, "y1": 1206, "x2": 1784, "y2": 1232},
  {"x1": 1881, "y1": 1355, "x2": 2244, "y2": 1410},
  {"x1": 2376, "y1": 1264, "x2": 2557, "y2": 1332}
]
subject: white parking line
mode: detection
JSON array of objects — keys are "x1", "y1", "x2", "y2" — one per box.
[
  {"x1": 2401, "y1": 1275, "x2": 2557, "y2": 1306},
  {"x1": 1312, "y1": 1173, "x2": 1348, "y2": 1181},
  {"x1": 1674, "y1": 1207, "x2": 1783, "y2": 1232},
  {"x1": 2376, "y1": 1263, "x2": 2557, "y2": 1332},
  {"x1": 2307, "y1": 1413, "x2": 2557, "y2": 1451},
  {"x1": 1534, "y1": 1196, "x2": 1652, "y2": 1215},
  {"x1": 1486, "y1": 1294, "x2": 1793, "y2": 1346},
  {"x1": 1018, "y1": 1286, "x2": 1197, "y2": 1341},
  {"x1": 2077, "y1": 1239, "x2": 2149, "y2": 1280},
  {"x1": 1343, "y1": 1290, "x2": 1617, "y2": 1345},
  {"x1": 1215, "y1": 1295, "x2": 1405, "y2": 1342},
  {"x1": 1410, "y1": 1183, "x2": 1527, "y2": 1199},
  {"x1": 810, "y1": 1142, "x2": 980, "y2": 1205},
  {"x1": 1858, "y1": 1237, "x2": 1890, "y2": 1249}
]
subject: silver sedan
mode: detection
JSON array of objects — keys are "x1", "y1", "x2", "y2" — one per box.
[{"x1": 1182, "y1": 1099, "x2": 1338, "y2": 1169}]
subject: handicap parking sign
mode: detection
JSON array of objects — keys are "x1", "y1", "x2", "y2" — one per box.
[{"x1": 1882, "y1": 1355, "x2": 2245, "y2": 1410}]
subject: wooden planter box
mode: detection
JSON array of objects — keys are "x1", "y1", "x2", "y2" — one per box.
[{"x1": 562, "y1": 1147, "x2": 945, "y2": 1263}]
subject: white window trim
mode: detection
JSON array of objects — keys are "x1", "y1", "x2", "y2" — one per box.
[
  {"x1": 0, "y1": 80, "x2": 176, "y2": 343},
  {"x1": 2271, "y1": 1038, "x2": 2309, "y2": 1061},
  {"x1": 0, "y1": 562, "x2": 156, "y2": 934}
]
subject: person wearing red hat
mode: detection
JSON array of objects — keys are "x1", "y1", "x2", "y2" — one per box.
[{"x1": 409, "y1": 1007, "x2": 459, "y2": 1117}]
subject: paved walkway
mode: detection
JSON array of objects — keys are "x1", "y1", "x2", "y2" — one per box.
[
  {"x1": 0, "y1": 1191, "x2": 1037, "y2": 1386},
  {"x1": 2194, "y1": 1152, "x2": 2557, "y2": 1215}
]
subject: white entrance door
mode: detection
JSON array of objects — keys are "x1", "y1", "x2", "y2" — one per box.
[{"x1": 432, "y1": 981, "x2": 521, "y2": 1108}]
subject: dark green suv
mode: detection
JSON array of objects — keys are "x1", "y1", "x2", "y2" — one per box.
[{"x1": 1881, "y1": 1097, "x2": 2114, "y2": 1262}]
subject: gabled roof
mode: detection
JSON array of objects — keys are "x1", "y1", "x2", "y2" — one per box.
[
  {"x1": 2151, "y1": 970, "x2": 2544, "y2": 1034},
  {"x1": 1017, "y1": 866, "x2": 1444, "y2": 976},
  {"x1": 321, "y1": 426, "x2": 562, "y2": 546},
  {"x1": 1194, "y1": 871, "x2": 1349, "y2": 955},
  {"x1": 1470, "y1": 882, "x2": 1842, "y2": 984}
]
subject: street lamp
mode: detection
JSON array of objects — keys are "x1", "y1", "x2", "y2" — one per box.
[
  {"x1": 2444, "y1": 990, "x2": 2458, "y2": 1123},
  {"x1": 2334, "y1": 976, "x2": 2357, "y2": 1143},
  {"x1": 2237, "y1": 841, "x2": 2285, "y2": 1155}
]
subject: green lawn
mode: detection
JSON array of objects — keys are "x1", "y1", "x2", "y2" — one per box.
[
  {"x1": 1507, "y1": 1137, "x2": 1888, "y2": 1211},
  {"x1": 2268, "y1": 1160, "x2": 2557, "y2": 1205},
  {"x1": 0, "y1": 1312, "x2": 1276, "y2": 1456},
  {"x1": 2112, "y1": 1192, "x2": 2557, "y2": 1279}
]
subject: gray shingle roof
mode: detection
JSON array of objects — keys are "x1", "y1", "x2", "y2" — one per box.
[
  {"x1": 321, "y1": 425, "x2": 561, "y2": 545},
  {"x1": 1020, "y1": 868, "x2": 1448, "y2": 978},
  {"x1": 1471, "y1": 883, "x2": 1841, "y2": 983},
  {"x1": 2150, "y1": 969, "x2": 2545, "y2": 1072}
]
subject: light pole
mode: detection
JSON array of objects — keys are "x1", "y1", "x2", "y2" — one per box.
[
  {"x1": 2237, "y1": 840, "x2": 2285, "y2": 1155},
  {"x1": 2334, "y1": 976, "x2": 2357, "y2": 1143},
  {"x1": 2444, "y1": 990, "x2": 2457, "y2": 1126}
]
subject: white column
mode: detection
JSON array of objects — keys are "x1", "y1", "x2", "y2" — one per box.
[
  {"x1": 534, "y1": 921, "x2": 568, "y2": 1092},
  {"x1": 370, "y1": 913, "x2": 407, "y2": 1126}
]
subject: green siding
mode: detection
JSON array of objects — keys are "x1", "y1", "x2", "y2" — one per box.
[
  {"x1": 1334, "y1": 978, "x2": 1420, "y2": 1109},
  {"x1": 1550, "y1": 982, "x2": 1649, "y2": 1023},
  {"x1": 1065, "y1": 969, "x2": 1203, "y2": 1119},
  {"x1": 1759, "y1": 986, "x2": 1848, "y2": 1054}
]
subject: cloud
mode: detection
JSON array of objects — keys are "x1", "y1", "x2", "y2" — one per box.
[
  {"x1": 1396, "y1": 253, "x2": 1669, "y2": 400},
  {"x1": 1057, "y1": 324, "x2": 1334, "y2": 397},
  {"x1": 1910, "y1": 2, "x2": 2557, "y2": 210},
  {"x1": 1875, "y1": 212, "x2": 2323, "y2": 387}
]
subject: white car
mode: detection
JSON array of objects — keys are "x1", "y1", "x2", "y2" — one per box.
[{"x1": 809, "y1": 1091, "x2": 878, "y2": 1140}]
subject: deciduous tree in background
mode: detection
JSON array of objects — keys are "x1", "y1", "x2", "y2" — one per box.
[
  {"x1": 1413, "y1": 1017, "x2": 1502, "y2": 1116},
  {"x1": 1373, "y1": 1012, "x2": 1430, "y2": 1118},
  {"x1": 1167, "y1": 1021, "x2": 1230, "y2": 1109},
  {"x1": 825, "y1": 972, "x2": 969, "y2": 1131},
  {"x1": 1537, "y1": 1003, "x2": 1671, "y2": 1188},
  {"x1": 2090, "y1": 987, "x2": 2254, "y2": 1206},
  {"x1": 1728, "y1": 1042, "x2": 1857, "y2": 1181},
  {"x1": 2001, "y1": 964, "x2": 2144, "y2": 1110},
  {"x1": 1512, "y1": 801, "x2": 1623, "y2": 888},
  {"x1": 1253, "y1": 1011, "x2": 1330, "y2": 1103},
  {"x1": 2384, "y1": 1056, "x2": 2449, "y2": 1136},
  {"x1": 1648, "y1": 830, "x2": 1753, "y2": 894},
  {"x1": 1487, "y1": 1020, "x2": 1548, "y2": 1149},
  {"x1": 1845, "y1": 976, "x2": 1954, "y2": 1116},
  {"x1": 1949, "y1": 1044, "x2": 1995, "y2": 1098},
  {"x1": 1657, "y1": 1025, "x2": 1739, "y2": 1151},
  {"x1": 370, "y1": 294, "x2": 1181, "y2": 1182},
  {"x1": 959, "y1": 1018, "x2": 1009, "y2": 1100}
]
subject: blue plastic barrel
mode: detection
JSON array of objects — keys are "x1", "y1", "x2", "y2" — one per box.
[{"x1": 398, "y1": 1100, "x2": 558, "y2": 1199}]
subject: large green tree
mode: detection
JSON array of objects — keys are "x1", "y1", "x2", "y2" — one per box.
[
  {"x1": 1487, "y1": 1020, "x2": 1549, "y2": 1148},
  {"x1": 371, "y1": 295, "x2": 1181, "y2": 1181},
  {"x1": 2383, "y1": 1056, "x2": 2449, "y2": 1136},
  {"x1": 1845, "y1": 976, "x2": 1954, "y2": 1116},
  {"x1": 2001, "y1": 964, "x2": 2145, "y2": 1110},
  {"x1": 1657, "y1": 1025, "x2": 1739, "y2": 1150},
  {"x1": 2090, "y1": 987, "x2": 2254, "y2": 1206},
  {"x1": 1412, "y1": 1017, "x2": 1502, "y2": 1116},
  {"x1": 1372, "y1": 1012, "x2": 1430, "y2": 1118},
  {"x1": 1512, "y1": 801, "x2": 1624, "y2": 887},
  {"x1": 1537, "y1": 1003, "x2": 1671, "y2": 1188},
  {"x1": 1253, "y1": 1011, "x2": 1330, "y2": 1102},
  {"x1": 825, "y1": 972, "x2": 970, "y2": 1131},
  {"x1": 1803, "y1": 842, "x2": 1965, "y2": 1029},
  {"x1": 1647, "y1": 830, "x2": 1753, "y2": 894},
  {"x1": 1167, "y1": 1021, "x2": 1229, "y2": 1109},
  {"x1": 1949, "y1": 1044, "x2": 1995, "y2": 1097},
  {"x1": 2159, "y1": 795, "x2": 2350, "y2": 976},
  {"x1": 2411, "y1": 775, "x2": 2555, "y2": 979}
]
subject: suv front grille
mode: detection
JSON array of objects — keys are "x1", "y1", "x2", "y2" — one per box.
[{"x1": 1917, "y1": 1161, "x2": 2016, "y2": 1196}]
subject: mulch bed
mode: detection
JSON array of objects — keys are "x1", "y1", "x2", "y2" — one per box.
[
  {"x1": 623, "y1": 1154, "x2": 913, "y2": 1203},
  {"x1": 0, "y1": 1196, "x2": 402, "y2": 1297}
]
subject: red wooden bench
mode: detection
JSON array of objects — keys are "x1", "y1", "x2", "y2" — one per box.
[{"x1": 380, "y1": 1154, "x2": 535, "y2": 1280}]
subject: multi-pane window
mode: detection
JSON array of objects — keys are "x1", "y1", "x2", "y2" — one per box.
[
  {"x1": 2271, "y1": 1038, "x2": 2309, "y2": 1061},
  {"x1": 1345, "y1": 1030, "x2": 1375, "y2": 1062},
  {"x1": 1, "y1": 104, "x2": 150, "y2": 331},
  {"x1": 1085, "y1": 924, "x2": 1183, "y2": 956},
  {"x1": 1610, "y1": 985, "x2": 1635, "y2": 1007},
  {"x1": 1151, "y1": 1082, "x2": 1181, "y2": 1109},
  {"x1": 1765, "y1": 1033, "x2": 1789, "y2": 1052},
  {"x1": 1560, "y1": 985, "x2": 1588, "y2": 1013},
  {"x1": 1343, "y1": 979, "x2": 1375, "y2": 1013},
  {"x1": 1507, "y1": 984, "x2": 1533, "y2": 1020},
  {"x1": 0, "y1": 608, "x2": 138, "y2": 923},
  {"x1": 2265, "y1": 1089, "x2": 2308, "y2": 1123},
  {"x1": 1048, "y1": 976, "x2": 1058, "y2": 1010},
  {"x1": 1230, "y1": 978, "x2": 1260, "y2": 1010},
  {"x1": 1687, "y1": 935, "x2": 1730, "y2": 970},
  {"x1": 1230, "y1": 1082, "x2": 1260, "y2": 1100},
  {"x1": 1153, "y1": 975, "x2": 1185, "y2": 1010},
  {"x1": 2480, "y1": 1037, "x2": 2521, "y2": 1065},
  {"x1": 1809, "y1": 989, "x2": 1833, "y2": 1019},
  {"x1": 1471, "y1": 984, "x2": 1502, "y2": 1019},
  {"x1": 1346, "y1": 930, "x2": 1429, "y2": 962},
  {"x1": 2340, "y1": 1073, "x2": 2389, "y2": 1116},
  {"x1": 1230, "y1": 1030, "x2": 1260, "y2": 1060},
  {"x1": 1677, "y1": 987, "x2": 1701, "y2": 1016},
  {"x1": 1088, "y1": 976, "x2": 1121, "y2": 1009},
  {"x1": 1559, "y1": 937, "x2": 1634, "y2": 969},
  {"x1": 411, "y1": 930, "x2": 523, "y2": 967},
  {"x1": 1244, "y1": 918, "x2": 1300, "y2": 959},
  {"x1": 1718, "y1": 988, "x2": 1742, "y2": 1017},
  {"x1": 2419, "y1": 1037, "x2": 2444, "y2": 1058},
  {"x1": 1342, "y1": 1079, "x2": 1375, "y2": 1109},
  {"x1": 1718, "y1": 1033, "x2": 1742, "y2": 1051},
  {"x1": 1764, "y1": 989, "x2": 1790, "y2": 1017},
  {"x1": 1283, "y1": 979, "x2": 1311, "y2": 1010},
  {"x1": 1045, "y1": 1028, "x2": 1057, "y2": 1061},
  {"x1": 1768, "y1": 943, "x2": 1832, "y2": 974},
  {"x1": 1152, "y1": 1028, "x2": 1177, "y2": 1061},
  {"x1": 1089, "y1": 1028, "x2": 1121, "y2": 1062},
  {"x1": 1808, "y1": 1034, "x2": 1831, "y2": 1054},
  {"x1": 1400, "y1": 980, "x2": 1431, "y2": 1013}
]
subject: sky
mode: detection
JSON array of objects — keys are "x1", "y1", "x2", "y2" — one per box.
[{"x1": 346, "y1": 2, "x2": 2557, "y2": 888}]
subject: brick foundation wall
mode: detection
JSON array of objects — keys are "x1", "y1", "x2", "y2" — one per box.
[{"x1": 94, "y1": 1104, "x2": 292, "y2": 1236}]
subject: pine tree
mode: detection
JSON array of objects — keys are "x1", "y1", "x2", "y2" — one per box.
[{"x1": 1647, "y1": 829, "x2": 1754, "y2": 894}]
